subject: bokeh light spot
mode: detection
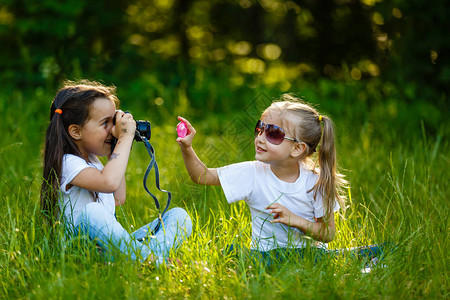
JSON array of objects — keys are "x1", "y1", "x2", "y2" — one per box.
[{"x1": 351, "y1": 68, "x2": 362, "y2": 80}]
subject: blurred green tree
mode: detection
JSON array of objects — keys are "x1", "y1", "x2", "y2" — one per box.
[
  {"x1": 0, "y1": 0, "x2": 131, "y2": 87},
  {"x1": 373, "y1": 0, "x2": 449, "y2": 97},
  {"x1": 0, "y1": 0, "x2": 448, "y2": 101}
]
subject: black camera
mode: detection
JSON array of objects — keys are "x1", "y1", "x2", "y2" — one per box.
[
  {"x1": 134, "y1": 120, "x2": 151, "y2": 141},
  {"x1": 111, "y1": 112, "x2": 151, "y2": 151}
]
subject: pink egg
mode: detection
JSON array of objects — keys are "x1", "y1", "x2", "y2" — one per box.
[{"x1": 177, "y1": 122, "x2": 188, "y2": 138}]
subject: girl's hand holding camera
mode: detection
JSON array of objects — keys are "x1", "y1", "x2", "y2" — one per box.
[{"x1": 113, "y1": 110, "x2": 136, "y2": 141}]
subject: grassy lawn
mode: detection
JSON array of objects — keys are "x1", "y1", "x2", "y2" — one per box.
[{"x1": 0, "y1": 80, "x2": 448, "y2": 298}]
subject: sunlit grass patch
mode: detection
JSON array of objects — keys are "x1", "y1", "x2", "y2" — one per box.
[{"x1": 0, "y1": 83, "x2": 448, "y2": 298}]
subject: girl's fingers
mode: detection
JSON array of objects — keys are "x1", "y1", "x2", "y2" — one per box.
[
  {"x1": 117, "y1": 110, "x2": 125, "y2": 117},
  {"x1": 177, "y1": 116, "x2": 189, "y2": 126},
  {"x1": 115, "y1": 111, "x2": 128, "y2": 124},
  {"x1": 178, "y1": 116, "x2": 189, "y2": 123},
  {"x1": 177, "y1": 117, "x2": 196, "y2": 143},
  {"x1": 119, "y1": 113, "x2": 136, "y2": 131},
  {"x1": 123, "y1": 111, "x2": 134, "y2": 119},
  {"x1": 178, "y1": 116, "x2": 195, "y2": 130},
  {"x1": 266, "y1": 204, "x2": 277, "y2": 210}
]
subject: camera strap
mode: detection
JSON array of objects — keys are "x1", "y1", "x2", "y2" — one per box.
[{"x1": 139, "y1": 135, "x2": 171, "y2": 235}]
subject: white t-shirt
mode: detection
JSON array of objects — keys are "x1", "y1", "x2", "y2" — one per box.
[
  {"x1": 60, "y1": 154, "x2": 116, "y2": 225},
  {"x1": 217, "y1": 161, "x2": 339, "y2": 251}
]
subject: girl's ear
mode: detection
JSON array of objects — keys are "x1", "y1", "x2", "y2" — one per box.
[
  {"x1": 291, "y1": 142, "x2": 306, "y2": 158},
  {"x1": 68, "y1": 124, "x2": 82, "y2": 140}
]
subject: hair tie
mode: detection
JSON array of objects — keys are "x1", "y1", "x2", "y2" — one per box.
[
  {"x1": 318, "y1": 115, "x2": 323, "y2": 122},
  {"x1": 55, "y1": 109, "x2": 62, "y2": 115}
]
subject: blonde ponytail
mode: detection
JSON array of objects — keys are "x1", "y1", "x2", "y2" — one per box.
[{"x1": 314, "y1": 116, "x2": 347, "y2": 219}]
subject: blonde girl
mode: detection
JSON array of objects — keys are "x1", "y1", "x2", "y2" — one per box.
[{"x1": 177, "y1": 94, "x2": 346, "y2": 253}]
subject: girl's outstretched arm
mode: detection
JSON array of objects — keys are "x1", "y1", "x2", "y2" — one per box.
[
  {"x1": 177, "y1": 116, "x2": 220, "y2": 186},
  {"x1": 70, "y1": 111, "x2": 136, "y2": 194},
  {"x1": 267, "y1": 203, "x2": 336, "y2": 243}
]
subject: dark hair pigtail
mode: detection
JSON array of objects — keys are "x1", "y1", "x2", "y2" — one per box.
[{"x1": 41, "y1": 113, "x2": 65, "y2": 221}]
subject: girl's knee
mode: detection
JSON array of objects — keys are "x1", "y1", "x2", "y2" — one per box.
[
  {"x1": 168, "y1": 207, "x2": 188, "y2": 219},
  {"x1": 168, "y1": 207, "x2": 192, "y2": 236}
]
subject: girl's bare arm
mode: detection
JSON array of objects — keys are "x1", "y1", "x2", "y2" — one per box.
[
  {"x1": 70, "y1": 112, "x2": 136, "y2": 194},
  {"x1": 267, "y1": 203, "x2": 336, "y2": 243},
  {"x1": 177, "y1": 116, "x2": 220, "y2": 186}
]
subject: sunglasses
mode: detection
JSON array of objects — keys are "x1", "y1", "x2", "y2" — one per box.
[{"x1": 254, "y1": 120, "x2": 298, "y2": 145}]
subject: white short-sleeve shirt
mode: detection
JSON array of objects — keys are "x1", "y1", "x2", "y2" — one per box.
[
  {"x1": 60, "y1": 154, "x2": 115, "y2": 225},
  {"x1": 217, "y1": 161, "x2": 339, "y2": 251}
]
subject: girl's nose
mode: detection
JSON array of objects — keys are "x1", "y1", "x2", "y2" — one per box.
[
  {"x1": 108, "y1": 122, "x2": 115, "y2": 133},
  {"x1": 255, "y1": 131, "x2": 266, "y2": 143}
]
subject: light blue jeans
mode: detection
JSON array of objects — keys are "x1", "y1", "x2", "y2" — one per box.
[{"x1": 69, "y1": 202, "x2": 192, "y2": 265}]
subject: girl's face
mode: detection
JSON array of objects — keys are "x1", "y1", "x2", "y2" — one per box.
[
  {"x1": 75, "y1": 97, "x2": 116, "y2": 160},
  {"x1": 254, "y1": 114, "x2": 298, "y2": 166}
]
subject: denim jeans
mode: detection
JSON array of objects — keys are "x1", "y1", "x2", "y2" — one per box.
[{"x1": 69, "y1": 202, "x2": 192, "y2": 265}]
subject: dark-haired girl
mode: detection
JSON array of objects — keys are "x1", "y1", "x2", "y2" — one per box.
[{"x1": 41, "y1": 80, "x2": 191, "y2": 265}]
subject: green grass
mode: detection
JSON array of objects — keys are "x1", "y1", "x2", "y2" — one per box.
[{"x1": 0, "y1": 80, "x2": 448, "y2": 299}]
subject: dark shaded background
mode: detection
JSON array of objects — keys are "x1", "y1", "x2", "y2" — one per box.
[{"x1": 0, "y1": 0, "x2": 448, "y2": 121}]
